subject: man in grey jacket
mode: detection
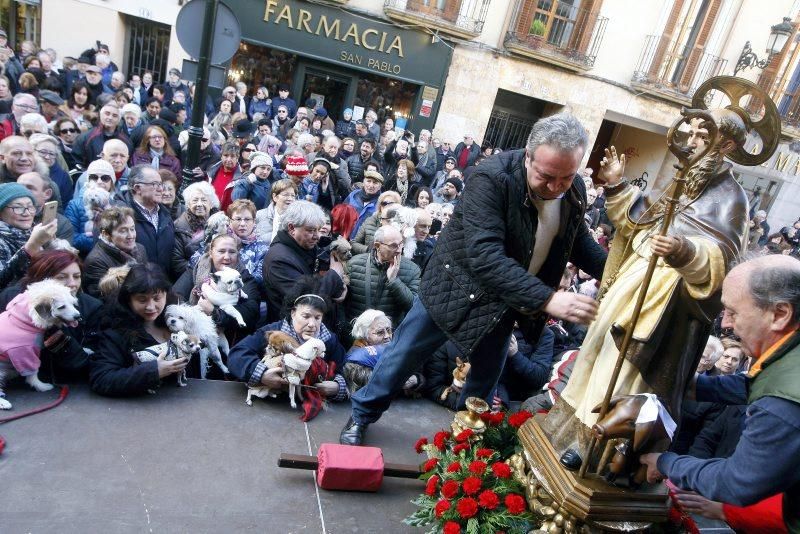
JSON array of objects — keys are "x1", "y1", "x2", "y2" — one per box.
[{"x1": 345, "y1": 225, "x2": 420, "y2": 328}]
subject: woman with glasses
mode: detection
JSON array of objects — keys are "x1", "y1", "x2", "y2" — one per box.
[
  {"x1": 350, "y1": 191, "x2": 402, "y2": 255},
  {"x1": 62, "y1": 81, "x2": 95, "y2": 132},
  {"x1": 53, "y1": 118, "x2": 81, "y2": 172},
  {"x1": 0, "y1": 182, "x2": 58, "y2": 287},
  {"x1": 343, "y1": 309, "x2": 393, "y2": 392},
  {"x1": 255, "y1": 178, "x2": 297, "y2": 243},
  {"x1": 29, "y1": 133, "x2": 74, "y2": 206},
  {"x1": 131, "y1": 125, "x2": 182, "y2": 177},
  {"x1": 173, "y1": 182, "x2": 218, "y2": 274},
  {"x1": 64, "y1": 159, "x2": 119, "y2": 256},
  {"x1": 226, "y1": 199, "x2": 268, "y2": 284}
]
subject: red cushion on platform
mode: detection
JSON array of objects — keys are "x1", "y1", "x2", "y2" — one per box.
[{"x1": 316, "y1": 443, "x2": 384, "y2": 492}]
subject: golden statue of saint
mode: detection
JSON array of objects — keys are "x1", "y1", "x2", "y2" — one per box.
[{"x1": 543, "y1": 110, "x2": 750, "y2": 461}]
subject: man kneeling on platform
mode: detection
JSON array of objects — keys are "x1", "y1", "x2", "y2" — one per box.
[{"x1": 640, "y1": 255, "x2": 800, "y2": 533}]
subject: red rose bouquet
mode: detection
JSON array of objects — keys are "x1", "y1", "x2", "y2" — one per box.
[{"x1": 405, "y1": 410, "x2": 534, "y2": 533}]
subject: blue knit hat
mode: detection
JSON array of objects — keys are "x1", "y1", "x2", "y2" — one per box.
[{"x1": 0, "y1": 182, "x2": 35, "y2": 212}]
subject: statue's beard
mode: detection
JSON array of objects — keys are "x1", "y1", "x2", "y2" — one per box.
[
  {"x1": 647, "y1": 147, "x2": 722, "y2": 220},
  {"x1": 683, "y1": 147, "x2": 722, "y2": 200}
]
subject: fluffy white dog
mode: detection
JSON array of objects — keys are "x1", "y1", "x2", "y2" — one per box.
[
  {"x1": 0, "y1": 280, "x2": 81, "y2": 410},
  {"x1": 82, "y1": 182, "x2": 111, "y2": 235},
  {"x1": 284, "y1": 338, "x2": 326, "y2": 409},
  {"x1": 164, "y1": 303, "x2": 228, "y2": 378}
]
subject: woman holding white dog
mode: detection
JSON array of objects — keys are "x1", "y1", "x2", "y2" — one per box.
[
  {"x1": 228, "y1": 281, "x2": 349, "y2": 420},
  {"x1": 90, "y1": 263, "x2": 188, "y2": 397},
  {"x1": 0, "y1": 250, "x2": 103, "y2": 382},
  {"x1": 172, "y1": 233, "x2": 259, "y2": 367},
  {"x1": 0, "y1": 182, "x2": 58, "y2": 288}
]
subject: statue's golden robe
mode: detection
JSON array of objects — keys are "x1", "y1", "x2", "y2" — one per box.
[{"x1": 543, "y1": 165, "x2": 748, "y2": 456}]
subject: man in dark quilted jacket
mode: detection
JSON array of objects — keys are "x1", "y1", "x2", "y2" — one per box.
[{"x1": 340, "y1": 113, "x2": 607, "y2": 446}]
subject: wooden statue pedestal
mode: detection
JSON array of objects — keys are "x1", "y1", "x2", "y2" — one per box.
[{"x1": 517, "y1": 416, "x2": 670, "y2": 532}]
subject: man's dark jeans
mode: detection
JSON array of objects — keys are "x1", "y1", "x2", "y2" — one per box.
[{"x1": 351, "y1": 297, "x2": 514, "y2": 424}]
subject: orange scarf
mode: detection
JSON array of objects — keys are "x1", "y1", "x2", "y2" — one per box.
[{"x1": 748, "y1": 330, "x2": 798, "y2": 378}]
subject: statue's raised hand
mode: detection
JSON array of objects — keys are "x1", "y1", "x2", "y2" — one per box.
[{"x1": 597, "y1": 146, "x2": 625, "y2": 186}]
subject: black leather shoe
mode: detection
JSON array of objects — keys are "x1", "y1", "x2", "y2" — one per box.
[
  {"x1": 339, "y1": 417, "x2": 368, "y2": 446},
  {"x1": 560, "y1": 448, "x2": 583, "y2": 471}
]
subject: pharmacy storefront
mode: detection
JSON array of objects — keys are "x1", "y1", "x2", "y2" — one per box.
[{"x1": 228, "y1": 0, "x2": 453, "y2": 131}]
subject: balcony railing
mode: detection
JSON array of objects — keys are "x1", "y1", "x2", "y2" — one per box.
[
  {"x1": 383, "y1": 0, "x2": 489, "y2": 40},
  {"x1": 504, "y1": 0, "x2": 608, "y2": 72},
  {"x1": 632, "y1": 34, "x2": 727, "y2": 104}
]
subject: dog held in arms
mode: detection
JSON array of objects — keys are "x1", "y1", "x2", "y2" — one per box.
[
  {"x1": 0, "y1": 280, "x2": 81, "y2": 410},
  {"x1": 246, "y1": 331, "x2": 299, "y2": 406},
  {"x1": 164, "y1": 303, "x2": 228, "y2": 378},
  {"x1": 245, "y1": 334, "x2": 326, "y2": 409},
  {"x1": 170, "y1": 331, "x2": 204, "y2": 387},
  {"x1": 200, "y1": 266, "x2": 248, "y2": 355}
]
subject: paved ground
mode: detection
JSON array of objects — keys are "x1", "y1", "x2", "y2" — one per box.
[{"x1": 0, "y1": 380, "x2": 453, "y2": 534}]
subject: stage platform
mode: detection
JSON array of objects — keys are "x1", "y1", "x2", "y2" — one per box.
[{"x1": 0, "y1": 379, "x2": 453, "y2": 534}]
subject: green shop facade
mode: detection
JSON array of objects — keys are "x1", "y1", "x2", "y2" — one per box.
[{"x1": 228, "y1": 0, "x2": 453, "y2": 131}]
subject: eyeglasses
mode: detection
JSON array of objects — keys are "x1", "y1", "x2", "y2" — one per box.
[
  {"x1": 89, "y1": 174, "x2": 113, "y2": 183},
  {"x1": 5, "y1": 204, "x2": 36, "y2": 215},
  {"x1": 16, "y1": 104, "x2": 38, "y2": 112},
  {"x1": 36, "y1": 149, "x2": 57, "y2": 159},
  {"x1": 416, "y1": 224, "x2": 432, "y2": 230},
  {"x1": 370, "y1": 327, "x2": 392, "y2": 337},
  {"x1": 149, "y1": 134, "x2": 164, "y2": 140},
  {"x1": 59, "y1": 128, "x2": 78, "y2": 134},
  {"x1": 138, "y1": 181, "x2": 164, "y2": 189},
  {"x1": 232, "y1": 217, "x2": 254, "y2": 224},
  {"x1": 377, "y1": 242, "x2": 402, "y2": 250}
]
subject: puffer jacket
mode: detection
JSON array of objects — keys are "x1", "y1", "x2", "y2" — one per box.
[
  {"x1": 350, "y1": 213, "x2": 380, "y2": 255},
  {"x1": 419, "y1": 149, "x2": 606, "y2": 356},
  {"x1": 344, "y1": 251, "x2": 420, "y2": 327},
  {"x1": 345, "y1": 153, "x2": 379, "y2": 183}
]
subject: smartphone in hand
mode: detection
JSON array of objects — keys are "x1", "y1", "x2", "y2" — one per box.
[{"x1": 41, "y1": 200, "x2": 59, "y2": 224}]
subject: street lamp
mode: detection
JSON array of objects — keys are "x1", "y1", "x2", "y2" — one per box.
[{"x1": 733, "y1": 17, "x2": 794, "y2": 75}]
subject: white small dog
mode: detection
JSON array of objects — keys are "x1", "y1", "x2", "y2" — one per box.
[
  {"x1": 201, "y1": 267, "x2": 248, "y2": 328},
  {"x1": 284, "y1": 338, "x2": 326, "y2": 409},
  {"x1": 170, "y1": 331, "x2": 204, "y2": 387},
  {"x1": 82, "y1": 182, "x2": 111, "y2": 235},
  {"x1": 0, "y1": 280, "x2": 81, "y2": 410},
  {"x1": 164, "y1": 303, "x2": 228, "y2": 378}
]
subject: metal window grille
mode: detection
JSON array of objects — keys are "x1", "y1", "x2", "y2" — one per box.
[
  {"x1": 125, "y1": 16, "x2": 171, "y2": 84},
  {"x1": 483, "y1": 110, "x2": 536, "y2": 151}
]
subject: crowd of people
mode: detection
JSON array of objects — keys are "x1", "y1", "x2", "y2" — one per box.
[
  {"x1": 0, "y1": 38, "x2": 798, "y2": 533},
  {"x1": 0, "y1": 38, "x2": 559, "y2": 409}
]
